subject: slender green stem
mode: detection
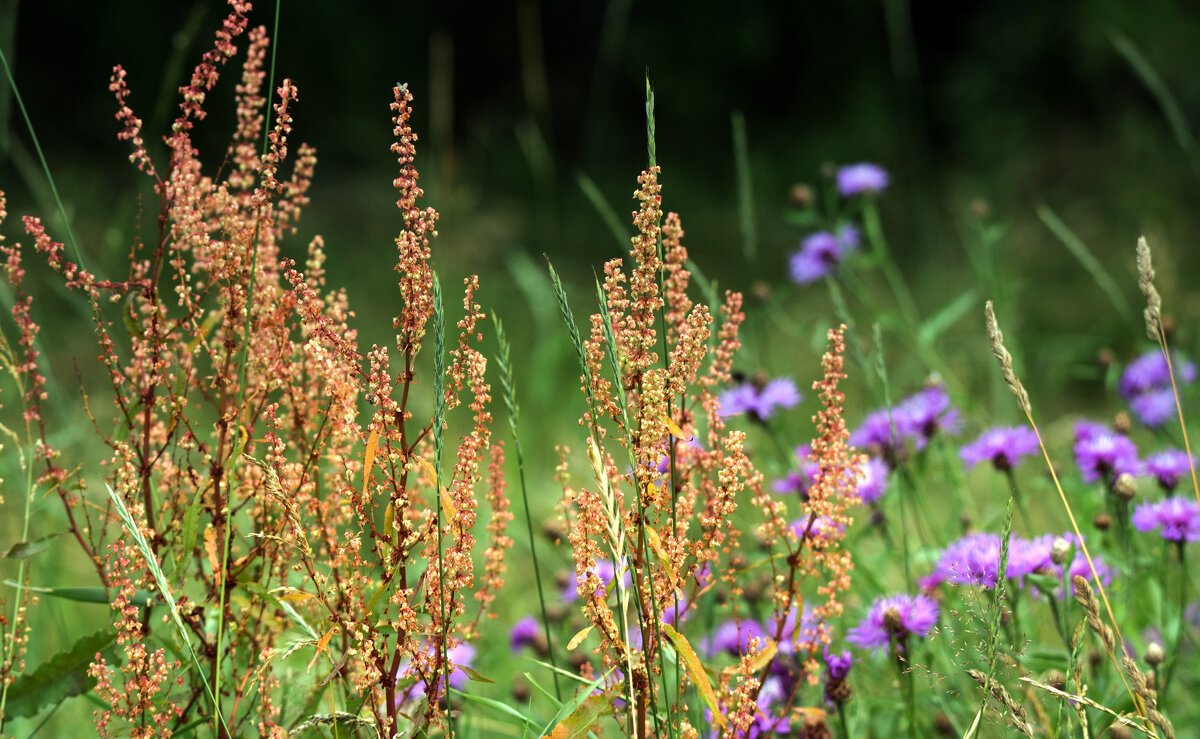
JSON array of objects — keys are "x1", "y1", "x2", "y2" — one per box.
[
  {"x1": 893, "y1": 637, "x2": 917, "y2": 738},
  {"x1": 431, "y1": 274, "x2": 453, "y2": 736},
  {"x1": 862, "y1": 198, "x2": 919, "y2": 329},
  {"x1": 1002, "y1": 468, "x2": 1032, "y2": 533},
  {"x1": 215, "y1": 1, "x2": 281, "y2": 730},
  {"x1": 493, "y1": 317, "x2": 562, "y2": 701},
  {"x1": 1160, "y1": 540, "x2": 1188, "y2": 702}
]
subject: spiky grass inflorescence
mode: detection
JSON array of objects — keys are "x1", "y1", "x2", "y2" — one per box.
[{"x1": 984, "y1": 299, "x2": 1153, "y2": 731}]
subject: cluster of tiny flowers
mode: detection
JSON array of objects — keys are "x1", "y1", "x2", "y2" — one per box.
[
  {"x1": 850, "y1": 385, "x2": 959, "y2": 465},
  {"x1": 959, "y1": 425, "x2": 1040, "y2": 471},
  {"x1": 719, "y1": 376, "x2": 801, "y2": 420},
  {"x1": 1118, "y1": 350, "x2": 1196, "y2": 426},
  {"x1": 1073, "y1": 420, "x2": 1140, "y2": 483},
  {"x1": 789, "y1": 225, "x2": 860, "y2": 285},
  {"x1": 846, "y1": 593, "x2": 938, "y2": 653},
  {"x1": 836, "y1": 163, "x2": 889, "y2": 197},
  {"x1": 922, "y1": 532, "x2": 1111, "y2": 591},
  {"x1": 773, "y1": 444, "x2": 889, "y2": 504},
  {"x1": 1132, "y1": 497, "x2": 1200, "y2": 542}
]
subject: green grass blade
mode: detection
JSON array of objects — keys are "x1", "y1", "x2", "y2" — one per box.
[
  {"x1": 576, "y1": 172, "x2": 630, "y2": 251},
  {"x1": 494, "y1": 314, "x2": 562, "y2": 701},
  {"x1": 431, "y1": 271, "x2": 453, "y2": 733},
  {"x1": 1035, "y1": 204, "x2": 1134, "y2": 324},
  {"x1": 731, "y1": 111, "x2": 757, "y2": 267},
  {"x1": 450, "y1": 688, "x2": 542, "y2": 729},
  {"x1": 104, "y1": 482, "x2": 228, "y2": 733}
]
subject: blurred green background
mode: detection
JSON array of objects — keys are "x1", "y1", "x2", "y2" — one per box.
[{"x1": 2, "y1": 0, "x2": 1200, "y2": 733}]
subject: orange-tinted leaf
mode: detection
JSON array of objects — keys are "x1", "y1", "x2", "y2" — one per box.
[
  {"x1": 644, "y1": 526, "x2": 682, "y2": 590},
  {"x1": 307, "y1": 627, "x2": 335, "y2": 674},
  {"x1": 280, "y1": 591, "x2": 314, "y2": 602},
  {"x1": 362, "y1": 429, "x2": 380, "y2": 497},
  {"x1": 203, "y1": 525, "x2": 220, "y2": 576},
  {"x1": 661, "y1": 413, "x2": 692, "y2": 441},
  {"x1": 567, "y1": 625, "x2": 593, "y2": 651},
  {"x1": 548, "y1": 695, "x2": 610, "y2": 738},
  {"x1": 747, "y1": 640, "x2": 778, "y2": 673},
  {"x1": 661, "y1": 622, "x2": 724, "y2": 729}
]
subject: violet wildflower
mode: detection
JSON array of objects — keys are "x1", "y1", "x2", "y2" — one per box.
[
  {"x1": 836, "y1": 163, "x2": 889, "y2": 196},
  {"x1": 510, "y1": 615, "x2": 540, "y2": 653},
  {"x1": 1132, "y1": 497, "x2": 1200, "y2": 542},
  {"x1": 931, "y1": 532, "x2": 1003, "y2": 588},
  {"x1": 897, "y1": 386, "x2": 960, "y2": 449},
  {"x1": 561, "y1": 559, "x2": 629, "y2": 603},
  {"x1": 1145, "y1": 449, "x2": 1196, "y2": 492},
  {"x1": 1119, "y1": 350, "x2": 1196, "y2": 427},
  {"x1": 960, "y1": 426, "x2": 1040, "y2": 471},
  {"x1": 394, "y1": 641, "x2": 477, "y2": 706},
  {"x1": 706, "y1": 618, "x2": 766, "y2": 657},
  {"x1": 1067, "y1": 553, "x2": 1113, "y2": 591},
  {"x1": 789, "y1": 228, "x2": 859, "y2": 285},
  {"x1": 1073, "y1": 422, "x2": 1140, "y2": 483},
  {"x1": 855, "y1": 454, "x2": 890, "y2": 504},
  {"x1": 719, "y1": 377, "x2": 801, "y2": 420},
  {"x1": 823, "y1": 646, "x2": 854, "y2": 706},
  {"x1": 773, "y1": 444, "x2": 821, "y2": 497},
  {"x1": 790, "y1": 515, "x2": 843, "y2": 544},
  {"x1": 778, "y1": 604, "x2": 819, "y2": 656},
  {"x1": 847, "y1": 593, "x2": 938, "y2": 653},
  {"x1": 1118, "y1": 350, "x2": 1196, "y2": 397}
]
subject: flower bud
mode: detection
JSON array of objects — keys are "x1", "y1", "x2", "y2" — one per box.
[
  {"x1": 1050, "y1": 537, "x2": 1072, "y2": 566},
  {"x1": 1112, "y1": 411, "x2": 1132, "y2": 435},
  {"x1": 1093, "y1": 513, "x2": 1112, "y2": 531},
  {"x1": 1113, "y1": 473, "x2": 1137, "y2": 502},
  {"x1": 1145, "y1": 642, "x2": 1165, "y2": 667}
]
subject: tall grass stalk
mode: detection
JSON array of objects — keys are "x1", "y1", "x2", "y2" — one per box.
[
  {"x1": 431, "y1": 273, "x2": 454, "y2": 735},
  {"x1": 963, "y1": 496, "x2": 1016, "y2": 738},
  {"x1": 984, "y1": 300, "x2": 1153, "y2": 729},
  {"x1": 493, "y1": 316, "x2": 562, "y2": 701}
]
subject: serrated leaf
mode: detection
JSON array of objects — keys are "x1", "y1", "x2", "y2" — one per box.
[
  {"x1": 661, "y1": 622, "x2": 724, "y2": 729},
  {"x1": 2, "y1": 532, "x2": 60, "y2": 559},
  {"x1": 548, "y1": 694, "x2": 610, "y2": 738},
  {"x1": 2, "y1": 629, "x2": 117, "y2": 718}
]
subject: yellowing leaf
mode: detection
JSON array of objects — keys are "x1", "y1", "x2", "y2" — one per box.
[
  {"x1": 548, "y1": 695, "x2": 610, "y2": 738},
  {"x1": 203, "y1": 525, "x2": 220, "y2": 577},
  {"x1": 747, "y1": 640, "x2": 778, "y2": 673},
  {"x1": 661, "y1": 622, "x2": 724, "y2": 729},
  {"x1": 362, "y1": 429, "x2": 380, "y2": 497},
  {"x1": 644, "y1": 526, "x2": 681, "y2": 591},
  {"x1": 440, "y1": 489, "x2": 457, "y2": 519},
  {"x1": 307, "y1": 627, "x2": 335, "y2": 674},
  {"x1": 414, "y1": 456, "x2": 455, "y2": 517},
  {"x1": 567, "y1": 625, "x2": 593, "y2": 651},
  {"x1": 280, "y1": 591, "x2": 314, "y2": 602},
  {"x1": 661, "y1": 413, "x2": 692, "y2": 441}
]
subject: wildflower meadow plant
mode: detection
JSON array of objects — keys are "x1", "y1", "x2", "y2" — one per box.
[{"x1": 0, "y1": 4, "x2": 511, "y2": 736}]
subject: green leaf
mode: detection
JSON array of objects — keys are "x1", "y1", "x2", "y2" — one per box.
[
  {"x1": 547, "y1": 694, "x2": 611, "y2": 738},
  {"x1": 450, "y1": 688, "x2": 542, "y2": 729},
  {"x1": 661, "y1": 622, "x2": 724, "y2": 729},
  {"x1": 917, "y1": 288, "x2": 979, "y2": 347},
  {"x1": 3, "y1": 581, "x2": 154, "y2": 607},
  {"x1": 3, "y1": 629, "x2": 117, "y2": 718},
  {"x1": 2, "y1": 532, "x2": 61, "y2": 559},
  {"x1": 540, "y1": 669, "x2": 612, "y2": 735},
  {"x1": 173, "y1": 489, "x2": 204, "y2": 579}
]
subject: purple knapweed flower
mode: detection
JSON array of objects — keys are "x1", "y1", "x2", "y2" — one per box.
[
  {"x1": 778, "y1": 604, "x2": 820, "y2": 656},
  {"x1": 773, "y1": 444, "x2": 821, "y2": 497},
  {"x1": 790, "y1": 515, "x2": 843, "y2": 544},
  {"x1": 855, "y1": 455, "x2": 890, "y2": 504},
  {"x1": 789, "y1": 227, "x2": 859, "y2": 285},
  {"x1": 931, "y1": 532, "x2": 1004, "y2": 588},
  {"x1": 836, "y1": 163, "x2": 889, "y2": 196},
  {"x1": 960, "y1": 426, "x2": 1040, "y2": 471},
  {"x1": 1145, "y1": 449, "x2": 1196, "y2": 492},
  {"x1": 393, "y1": 641, "x2": 477, "y2": 706},
  {"x1": 510, "y1": 615, "x2": 540, "y2": 653},
  {"x1": 706, "y1": 618, "x2": 766, "y2": 657},
  {"x1": 562, "y1": 559, "x2": 629, "y2": 603},
  {"x1": 847, "y1": 593, "x2": 938, "y2": 653},
  {"x1": 823, "y1": 646, "x2": 853, "y2": 682},
  {"x1": 1067, "y1": 553, "x2": 1113, "y2": 591},
  {"x1": 1119, "y1": 351, "x2": 1196, "y2": 427},
  {"x1": 1073, "y1": 422, "x2": 1140, "y2": 483},
  {"x1": 1132, "y1": 497, "x2": 1200, "y2": 542},
  {"x1": 897, "y1": 386, "x2": 960, "y2": 449},
  {"x1": 719, "y1": 377, "x2": 802, "y2": 420},
  {"x1": 1119, "y1": 351, "x2": 1197, "y2": 397}
]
